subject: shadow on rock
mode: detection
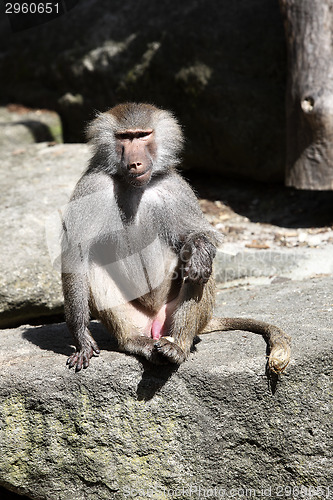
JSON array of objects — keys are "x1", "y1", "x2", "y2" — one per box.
[
  {"x1": 188, "y1": 173, "x2": 333, "y2": 229},
  {"x1": 15, "y1": 120, "x2": 54, "y2": 142},
  {"x1": 22, "y1": 321, "x2": 180, "y2": 395},
  {"x1": 22, "y1": 320, "x2": 118, "y2": 357},
  {"x1": 136, "y1": 361, "x2": 179, "y2": 401},
  {"x1": 134, "y1": 339, "x2": 201, "y2": 400}
]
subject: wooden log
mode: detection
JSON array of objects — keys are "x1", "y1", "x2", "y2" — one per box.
[{"x1": 279, "y1": 0, "x2": 333, "y2": 190}]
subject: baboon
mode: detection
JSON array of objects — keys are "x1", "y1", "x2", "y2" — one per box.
[{"x1": 61, "y1": 102, "x2": 291, "y2": 372}]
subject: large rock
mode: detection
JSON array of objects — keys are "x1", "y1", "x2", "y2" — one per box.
[
  {"x1": 0, "y1": 277, "x2": 332, "y2": 499},
  {"x1": 0, "y1": 143, "x2": 89, "y2": 327},
  {"x1": 0, "y1": 106, "x2": 62, "y2": 148},
  {"x1": 0, "y1": 0, "x2": 286, "y2": 181}
]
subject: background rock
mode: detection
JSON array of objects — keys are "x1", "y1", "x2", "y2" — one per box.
[
  {"x1": 0, "y1": 143, "x2": 89, "y2": 327},
  {"x1": 0, "y1": 106, "x2": 62, "y2": 149},
  {"x1": 0, "y1": 277, "x2": 332, "y2": 499},
  {"x1": 0, "y1": 0, "x2": 286, "y2": 181}
]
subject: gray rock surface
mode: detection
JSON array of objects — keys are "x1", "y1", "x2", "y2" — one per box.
[
  {"x1": 0, "y1": 0, "x2": 286, "y2": 181},
  {"x1": 0, "y1": 107, "x2": 62, "y2": 148},
  {"x1": 216, "y1": 244, "x2": 333, "y2": 286},
  {"x1": 0, "y1": 143, "x2": 89, "y2": 327},
  {"x1": 0, "y1": 276, "x2": 332, "y2": 499}
]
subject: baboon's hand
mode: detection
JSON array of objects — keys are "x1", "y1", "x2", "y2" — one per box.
[{"x1": 181, "y1": 235, "x2": 216, "y2": 284}]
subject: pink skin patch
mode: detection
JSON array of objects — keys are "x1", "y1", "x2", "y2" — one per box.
[
  {"x1": 150, "y1": 298, "x2": 178, "y2": 339},
  {"x1": 151, "y1": 319, "x2": 164, "y2": 340}
]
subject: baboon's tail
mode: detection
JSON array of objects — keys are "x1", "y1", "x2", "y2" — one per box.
[{"x1": 201, "y1": 317, "x2": 291, "y2": 373}]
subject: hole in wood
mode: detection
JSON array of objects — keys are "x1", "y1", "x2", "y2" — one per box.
[{"x1": 301, "y1": 96, "x2": 314, "y2": 113}]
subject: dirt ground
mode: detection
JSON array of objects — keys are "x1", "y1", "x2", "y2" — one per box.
[{"x1": 187, "y1": 172, "x2": 333, "y2": 251}]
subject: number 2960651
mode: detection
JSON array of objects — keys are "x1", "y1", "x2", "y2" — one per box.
[{"x1": 5, "y1": 3, "x2": 60, "y2": 14}]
